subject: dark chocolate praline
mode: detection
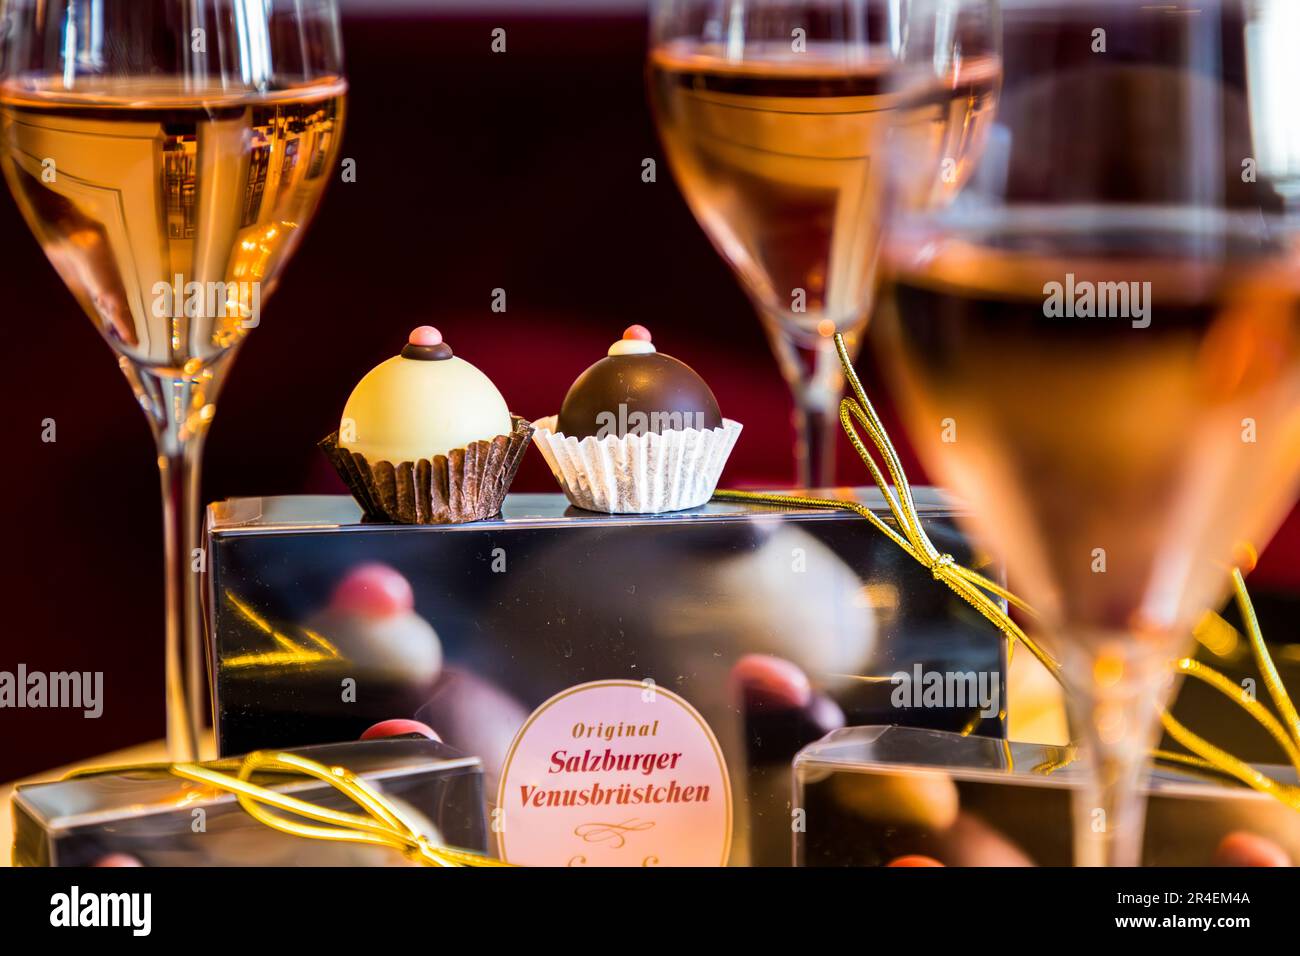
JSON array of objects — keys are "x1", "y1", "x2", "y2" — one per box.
[{"x1": 556, "y1": 351, "x2": 723, "y2": 439}]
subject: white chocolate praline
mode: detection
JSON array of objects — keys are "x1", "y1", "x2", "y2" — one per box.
[
  {"x1": 305, "y1": 607, "x2": 443, "y2": 686},
  {"x1": 607, "y1": 338, "x2": 656, "y2": 356},
  {"x1": 340, "y1": 355, "x2": 511, "y2": 463}
]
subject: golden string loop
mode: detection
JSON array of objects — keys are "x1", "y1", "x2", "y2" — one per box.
[{"x1": 167, "y1": 750, "x2": 512, "y2": 867}]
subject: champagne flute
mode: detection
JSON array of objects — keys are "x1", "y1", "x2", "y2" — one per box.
[
  {"x1": 647, "y1": 0, "x2": 1000, "y2": 487},
  {"x1": 0, "y1": 1, "x2": 346, "y2": 759},
  {"x1": 876, "y1": 0, "x2": 1300, "y2": 865}
]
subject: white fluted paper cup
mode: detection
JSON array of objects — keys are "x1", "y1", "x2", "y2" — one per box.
[{"x1": 531, "y1": 415, "x2": 743, "y2": 514}]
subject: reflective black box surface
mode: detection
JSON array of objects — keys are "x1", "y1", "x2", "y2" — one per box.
[{"x1": 206, "y1": 490, "x2": 1005, "y2": 864}]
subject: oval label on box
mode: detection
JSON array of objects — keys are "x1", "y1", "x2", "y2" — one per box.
[{"x1": 496, "y1": 679, "x2": 731, "y2": 866}]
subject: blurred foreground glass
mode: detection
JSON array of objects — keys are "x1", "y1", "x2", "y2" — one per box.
[
  {"x1": 0, "y1": 1, "x2": 346, "y2": 759},
  {"x1": 648, "y1": 0, "x2": 999, "y2": 486},
  {"x1": 875, "y1": 0, "x2": 1300, "y2": 865}
]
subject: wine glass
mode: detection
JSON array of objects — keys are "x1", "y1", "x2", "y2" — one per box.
[
  {"x1": 647, "y1": 0, "x2": 1000, "y2": 487},
  {"x1": 0, "y1": 1, "x2": 346, "y2": 759},
  {"x1": 876, "y1": 0, "x2": 1300, "y2": 865}
]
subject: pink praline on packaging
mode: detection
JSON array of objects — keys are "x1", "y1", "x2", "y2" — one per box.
[
  {"x1": 730, "y1": 653, "x2": 813, "y2": 710},
  {"x1": 329, "y1": 562, "x2": 415, "y2": 617},
  {"x1": 361, "y1": 718, "x2": 442, "y2": 742}
]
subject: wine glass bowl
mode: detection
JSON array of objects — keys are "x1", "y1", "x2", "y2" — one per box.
[
  {"x1": 874, "y1": 0, "x2": 1300, "y2": 864},
  {"x1": 0, "y1": 80, "x2": 345, "y2": 373},
  {"x1": 648, "y1": 0, "x2": 1000, "y2": 487},
  {"x1": 0, "y1": 0, "x2": 346, "y2": 758}
]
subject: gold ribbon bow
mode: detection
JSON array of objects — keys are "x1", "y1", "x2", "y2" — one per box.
[
  {"x1": 68, "y1": 750, "x2": 510, "y2": 866},
  {"x1": 715, "y1": 332, "x2": 1300, "y2": 810}
]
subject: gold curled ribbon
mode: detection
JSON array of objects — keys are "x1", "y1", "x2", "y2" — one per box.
[
  {"x1": 714, "y1": 332, "x2": 1300, "y2": 810},
  {"x1": 68, "y1": 750, "x2": 511, "y2": 866},
  {"x1": 170, "y1": 750, "x2": 512, "y2": 866}
]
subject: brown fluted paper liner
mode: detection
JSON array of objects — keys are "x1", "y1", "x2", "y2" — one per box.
[{"x1": 320, "y1": 415, "x2": 534, "y2": 524}]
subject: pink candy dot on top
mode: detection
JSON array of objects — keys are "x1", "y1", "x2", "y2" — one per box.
[
  {"x1": 622, "y1": 324, "x2": 652, "y2": 342},
  {"x1": 330, "y1": 562, "x2": 415, "y2": 617},
  {"x1": 409, "y1": 325, "x2": 443, "y2": 347}
]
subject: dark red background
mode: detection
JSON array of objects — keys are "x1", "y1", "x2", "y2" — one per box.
[{"x1": 4, "y1": 11, "x2": 1299, "y2": 782}]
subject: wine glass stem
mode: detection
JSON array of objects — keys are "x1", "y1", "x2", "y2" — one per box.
[
  {"x1": 763, "y1": 318, "x2": 850, "y2": 489},
  {"x1": 129, "y1": 361, "x2": 224, "y2": 762},
  {"x1": 158, "y1": 432, "x2": 206, "y2": 762},
  {"x1": 796, "y1": 397, "x2": 838, "y2": 491},
  {"x1": 1064, "y1": 641, "x2": 1167, "y2": 866}
]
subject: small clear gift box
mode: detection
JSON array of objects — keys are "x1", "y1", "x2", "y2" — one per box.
[
  {"x1": 794, "y1": 726, "x2": 1300, "y2": 867},
  {"x1": 12, "y1": 738, "x2": 488, "y2": 867},
  {"x1": 205, "y1": 488, "x2": 1006, "y2": 865}
]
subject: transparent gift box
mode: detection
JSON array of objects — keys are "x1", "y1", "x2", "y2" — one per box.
[
  {"x1": 12, "y1": 737, "x2": 487, "y2": 867},
  {"x1": 205, "y1": 488, "x2": 1006, "y2": 865},
  {"x1": 794, "y1": 726, "x2": 1300, "y2": 867}
]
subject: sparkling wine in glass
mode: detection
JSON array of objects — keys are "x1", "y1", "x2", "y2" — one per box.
[
  {"x1": 876, "y1": 0, "x2": 1300, "y2": 865},
  {"x1": 648, "y1": 0, "x2": 1000, "y2": 487},
  {"x1": 0, "y1": 1, "x2": 346, "y2": 759}
]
